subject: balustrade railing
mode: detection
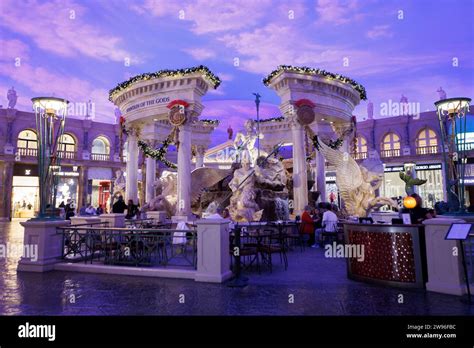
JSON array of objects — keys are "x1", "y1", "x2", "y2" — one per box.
[
  {"x1": 17, "y1": 147, "x2": 37, "y2": 157},
  {"x1": 91, "y1": 153, "x2": 110, "y2": 161},
  {"x1": 380, "y1": 149, "x2": 400, "y2": 158},
  {"x1": 416, "y1": 145, "x2": 438, "y2": 155},
  {"x1": 57, "y1": 225, "x2": 197, "y2": 268}
]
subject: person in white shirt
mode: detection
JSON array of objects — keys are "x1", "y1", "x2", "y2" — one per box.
[
  {"x1": 85, "y1": 205, "x2": 96, "y2": 216},
  {"x1": 312, "y1": 204, "x2": 339, "y2": 247}
]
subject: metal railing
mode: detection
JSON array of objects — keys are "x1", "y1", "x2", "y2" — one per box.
[
  {"x1": 416, "y1": 145, "x2": 438, "y2": 155},
  {"x1": 57, "y1": 225, "x2": 197, "y2": 268},
  {"x1": 57, "y1": 150, "x2": 77, "y2": 160},
  {"x1": 351, "y1": 152, "x2": 367, "y2": 160},
  {"x1": 91, "y1": 153, "x2": 110, "y2": 161},
  {"x1": 125, "y1": 218, "x2": 172, "y2": 229},
  {"x1": 380, "y1": 148, "x2": 400, "y2": 158},
  {"x1": 17, "y1": 147, "x2": 37, "y2": 157}
]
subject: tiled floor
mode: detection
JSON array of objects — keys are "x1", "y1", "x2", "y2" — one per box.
[{"x1": 1, "y1": 220, "x2": 472, "y2": 315}]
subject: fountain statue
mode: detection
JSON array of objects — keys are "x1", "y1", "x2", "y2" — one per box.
[
  {"x1": 310, "y1": 128, "x2": 397, "y2": 217},
  {"x1": 227, "y1": 157, "x2": 263, "y2": 222},
  {"x1": 233, "y1": 119, "x2": 267, "y2": 166},
  {"x1": 142, "y1": 167, "x2": 231, "y2": 217},
  {"x1": 112, "y1": 169, "x2": 126, "y2": 197}
]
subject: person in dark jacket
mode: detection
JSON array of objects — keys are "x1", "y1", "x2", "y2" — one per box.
[
  {"x1": 125, "y1": 199, "x2": 139, "y2": 219},
  {"x1": 112, "y1": 195, "x2": 127, "y2": 214}
]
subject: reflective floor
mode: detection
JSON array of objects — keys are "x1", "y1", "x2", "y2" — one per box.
[{"x1": 0, "y1": 220, "x2": 473, "y2": 316}]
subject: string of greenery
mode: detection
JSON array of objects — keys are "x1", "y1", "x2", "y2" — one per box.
[
  {"x1": 109, "y1": 65, "x2": 221, "y2": 101},
  {"x1": 137, "y1": 138, "x2": 177, "y2": 169},
  {"x1": 263, "y1": 65, "x2": 367, "y2": 100}
]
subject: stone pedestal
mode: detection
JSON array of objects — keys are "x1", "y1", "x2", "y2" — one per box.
[
  {"x1": 99, "y1": 213, "x2": 125, "y2": 228},
  {"x1": 17, "y1": 219, "x2": 71, "y2": 272},
  {"x1": 194, "y1": 219, "x2": 232, "y2": 283},
  {"x1": 423, "y1": 218, "x2": 468, "y2": 296},
  {"x1": 70, "y1": 216, "x2": 101, "y2": 225},
  {"x1": 146, "y1": 211, "x2": 168, "y2": 223}
]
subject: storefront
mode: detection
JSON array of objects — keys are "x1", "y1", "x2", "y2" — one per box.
[
  {"x1": 88, "y1": 167, "x2": 113, "y2": 213},
  {"x1": 12, "y1": 163, "x2": 39, "y2": 218},
  {"x1": 325, "y1": 172, "x2": 340, "y2": 206},
  {"x1": 381, "y1": 163, "x2": 444, "y2": 208},
  {"x1": 54, "y1": 166, "x2": 79, "y2": 208}
]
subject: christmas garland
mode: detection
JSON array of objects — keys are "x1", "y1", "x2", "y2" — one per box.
[
  {"x1": 311, "y1": 135, "x2": 344, "y2": 150},
  {"x1": 254, "y1": 116, "x2": 285, "y2": 123},
  {"x1": 199, "y1": 119, "x2": 220, "y2": 126},
  {"x1": 263, "y1": 65, "x2": 367, "y2": 100},
  {"x1": 109, "y1": 65, "x2": 221, "y2": 101},
  {"x1": 138, "y1": 138, "x2": 177, "y2": 169}
]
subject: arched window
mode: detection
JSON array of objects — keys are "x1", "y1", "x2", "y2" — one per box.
[
  {"x1": 17, "y1": 130, "x2": 38, "y2": 156},
  {"x1": 91, "y1": 136, "x2": 110, "y2": 161},
  {"x1": 381, "y1": 133, "x2": 400, "y2": 157},
  {"x1": 59, "y1": 134, "x2": 76, "y2": 152},
  {"x1": 352, "y1": 136, "x2": 368, "y2": 160},
  {"x1": 416, "y1": 128, "x2": 438, "y2": 154}
]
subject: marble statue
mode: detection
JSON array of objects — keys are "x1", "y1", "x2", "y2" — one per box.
[
  {"x1": 114, "y1": 108, "x2": 122, "y2": 124},
  {"x1": 254, "y1": 155, "x2": 287, "y2": 189},
  {"x1": 7, "y1": 87, "x2": 17, "y2": 109},
  {"x1": 233, "y1": 119, "x2": 266, "y2": 166},
  {"x1": 311, "y1": 129, "x2": 397, "y2": 217},
  {"x1": 399, "y1": 166, "x2": 426, "y2": 195},
  {"x1": 437, "y1": 87, "x2": 447, "y2": 100},
  {"x1": 367, "y1": 100, "x2": 374, "y2": 119},
  {"x1": 228, "y1": 158, "x2": 263, "y2": 222},
  {"x1": 113, "y1": 169, "x2": 126, "y2": 196},
  {"x1": 143, "y1": 167, "x2": 231, "y2": 217}
]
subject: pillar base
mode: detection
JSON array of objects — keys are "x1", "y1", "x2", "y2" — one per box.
[
  {"x1": 99, "y1": 213, "x2": 125, "y2": 228},
  {"x1": 195, "y1": 219, "x2": 231, "y2": 283},
  {"x1": 70, "y1": 216, "x2": 101, "y2": 225},
  {"x1": 146, "y1": 211, "x2": 168, "y2": 223},
  {"x1": 172, "y1": 214, "x2": 196, "y2": 223},
  {"x1": 17, "y1": 219, "x2": 70, "y2": 273},
  {"x1": 423, "y1": 218, "x2": 468, "y2": 296}
]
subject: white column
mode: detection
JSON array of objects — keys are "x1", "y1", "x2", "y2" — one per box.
[
  {"x1": 291, "y1": 122, "x2": 308, "y2": 214},
  {"x1": 316, "y1": 149, "x2": 326, "y2": 202},
  {"x1": 125, "y1": 133, "x2": 139, "y2": 204},
  {"x1": 195, "y1": 146, "x2": 205, "y2": 168},
  {"x1": 145, "y1": 156, "x2": 156, "y2": 203},
  {"x1": 177, "y1": 124, "x2": 192, "y2": 217}
]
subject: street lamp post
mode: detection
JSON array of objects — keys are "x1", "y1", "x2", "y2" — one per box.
[
  {"x1": 253, "y1": 93, "x2": 261, "y2": 159},
  {"x1": 435, "y1": 97, "x2": 471, "y2": 214},
  {"x1": 31, "y1": 97, "x2": 69, "y2": 219}
]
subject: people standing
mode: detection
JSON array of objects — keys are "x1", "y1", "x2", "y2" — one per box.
[
  {"x1": 125, "y1": 199, "x2": 139, "y2": 219},
  {"x1": 112, "y1": 195, "x2": 127, "y2": 214}
]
